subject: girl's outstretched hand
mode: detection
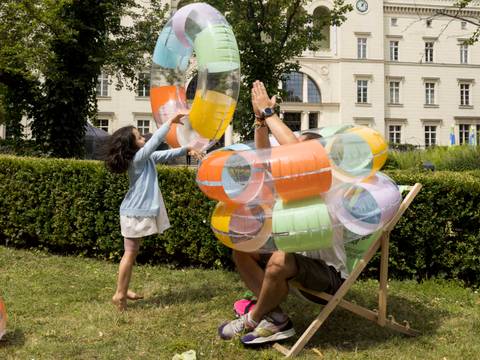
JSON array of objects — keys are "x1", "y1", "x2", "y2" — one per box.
[
  {"x1": 187, "y1": 147, "x2": 205, "y2": 161},
  {"x1": 169, "y1": 109, "x2": 189, "y2": 125}
]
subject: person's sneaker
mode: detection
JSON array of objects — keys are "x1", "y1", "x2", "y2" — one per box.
[
  {"x1": 240, "y1": 314, "x2": 295, "y2": 345},
  {"x1": 218, "y1": 312, "x2": 258, "y2": 340}
]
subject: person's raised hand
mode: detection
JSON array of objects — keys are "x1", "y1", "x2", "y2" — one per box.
[
  {"x1": 169, "y1": 108, "x2": 189, "y2": 125},
  {"x1": 252, "y1": 80, "x2": 276, "y2": 115},
  {"x1": 187, "y1": 147, "x2": 205, "y2": 161}
]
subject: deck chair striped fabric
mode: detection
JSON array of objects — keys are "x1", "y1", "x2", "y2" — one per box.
[{"x1": 274, "y1": 183, "x2": 422, "y2": 358}]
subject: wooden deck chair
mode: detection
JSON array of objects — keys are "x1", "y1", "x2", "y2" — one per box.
[{"x1": 274, "y1": 183, "x2": 422, "y2": 358}]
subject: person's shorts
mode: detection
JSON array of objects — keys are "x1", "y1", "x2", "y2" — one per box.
[
  {"x1": 120, "y1": 215, "x2": 170, "y2": 238},
  {"x1": 259, "y1": 253, "x2": 344, "y2": 304}
]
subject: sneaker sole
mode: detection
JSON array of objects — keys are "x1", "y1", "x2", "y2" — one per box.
[{"x1": 241, "y1": 328, "x2": 296, "y2": 345}]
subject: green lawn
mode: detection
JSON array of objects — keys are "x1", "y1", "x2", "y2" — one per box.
[{"x1": 0, "y1": 246, "x2": 479, "y2": 359}]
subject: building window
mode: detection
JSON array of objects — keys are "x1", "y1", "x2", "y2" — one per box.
[
  {"x1": 460, "y1": 84, "x2": 470, "y2": 106},
  {"x1": 388, "y1": 125, "x2": 401, "y2": 144},
  {"x1": 94, "y1": 118, "x2": 109, "y2": 132},
  {"x1": 137, "y1": 73, "x2": 150, "y2": 97},
  {"x1": 425, "y1": 42, "x2": 434, "y2": 62},
  {"x1": 459, "y1": 124, "x2": 470, "y2": 144},
  {"x1": 460, "y1": 44, "x2": 468, "y2": 64},
  {"x1": 309, "y1": 113, "x2": 318, "y2": 128},
  {"x1": 389, "y1": 81, "x2": 400, "y2": 104},
  {"x1": 282, "y1": 112, "x2": 301, "y2": 132},
  {"x1": 307, "y1": 77, "x2": 321, "y2": 103},
  {"x1": 461, "y1": 21, "x2": 467, "y2": 30},
  {"x1": 425, "y1": 82, "x2": 435, "y2": 105},
  {"x1": 425, "y1": 125, "x2": 437, "y2": 147},
  {"x1": 426, "y1": 19, "x2": 432, "y2": 28},
  {"x1": 282, "y1": 72, "x2": 322, "y2": 104},
  {"x1": 391, "y1": 18, "x2": 398, "y2": 27},
  {"x1": 357, "y1": 80, "x2": 368, "y2": 103},
  {"x1": 96, "y1": 72, "x2": 109, "y2": 97},
  {"x1": 357, "y1": 37, "x2": 367, "y2": 59},
  {"x1": 312, "y1": 6, "x2": 331, "y2": 50},
  {"x1": 477, "y1": 125, "x2": 480, "y2": 143},
  {"x1": 137, "y1": 120, "x2": 150, "y2": 135},
  {"x1": 282, "y1": 72, "x2": 303, "y2": 102},
  {"x1": 389, "y1": 41, "x2": 399, "y2": 61}
]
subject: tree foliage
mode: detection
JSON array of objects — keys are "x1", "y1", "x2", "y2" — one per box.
[
  {"x1": 0, "y1": 0, "x2": 168, "y2": 157},
  {"x1": 178, "y1": 0, "x2": 352, "y2": 140},
  {"x1": 436, "y1": 1, "x2": 480, "y2": 45}
]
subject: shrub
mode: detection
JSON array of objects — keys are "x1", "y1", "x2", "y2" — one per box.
[
  {"x1": 386, "y1": 145, "x2": 480, "y2": 171},
  {"x1": 0, "y1": 155, "x2": 230, "y2": 268},
  {"x1": 378, "y1": 170, "x2": 480, "y2": 286},
  {"x1": 0, "y1": 156, "x2": 479, "y2": 285}
]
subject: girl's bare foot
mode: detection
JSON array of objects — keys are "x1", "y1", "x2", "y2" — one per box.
[
  {"x1": 112, "y1": 295, "x2": 127, "y2": 312},
  {"x1": 127, "y1": 290, "x2": 144, "y2": 301}
]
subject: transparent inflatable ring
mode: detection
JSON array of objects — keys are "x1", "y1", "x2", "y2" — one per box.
[{"x1": 150, "y1": 3, "x2": 240, "y2": 150}]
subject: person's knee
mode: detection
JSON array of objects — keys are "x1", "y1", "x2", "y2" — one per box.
[
  {"x1": 123, "y1": 249, "x2": 139, "y2": 259},
  {"x1": 265, "y1": 252, "x2": 292, "y2": 280}
]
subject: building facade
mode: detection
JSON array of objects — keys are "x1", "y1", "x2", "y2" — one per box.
[{"x1": 67, "y1": 0, "x2": 480, "y2": 147}]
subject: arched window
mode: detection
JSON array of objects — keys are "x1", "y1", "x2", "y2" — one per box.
[
  {"x1": 282, "y1": 72, "x2": 303, "y2": 102},
  {"x1": 307, "y1": 77, "x2": 321, "y2": 103},
  {"x1": 313, "y1": 6, "x2": 331, "y2": 50},
  {"x1": 282, "y1": 72, "x2": 321, "y2": 104}
]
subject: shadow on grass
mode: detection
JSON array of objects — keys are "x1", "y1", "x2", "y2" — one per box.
[
  {"x1": 128, "y1": 281, "x2": 237, "y2": 310},
  {"x1": 283, "y1": 289, "x2": 448, "y2": 352},
  {"x1": 0, "y1": 328, "x2": 25, "y2": 348}
]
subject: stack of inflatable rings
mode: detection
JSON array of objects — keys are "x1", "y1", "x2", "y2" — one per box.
[{"x1": 196, "y1": 125, "x2": 402, "y2": 253}]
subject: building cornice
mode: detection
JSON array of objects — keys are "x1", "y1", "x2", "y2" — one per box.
[
  {"x1": 421, "y1": 118, "x2": 443, "y2": 124},
  {"x1": 385, "y1": 60, "x2": 480, "y2": 68},
  {"x1": 384, "y1": 3, "x2": 480, "y2": 17},
  {"x1": 280, "y1": 102, "x2": 339, "y2": 111},
  {"x1": 98, "y1": 111, "x2": 115, "y2": 116},
  {"x1": 454, "y1": 116, "x2": 480, "y2": 125},
  {"x1": 385, "y1": 117, "x2": 408, "y2": 123},
  {"x1": 299, "y1": 56, "x2": 480, "y2": 68},
  {"x1": 132, "y1": 112, "x2": 152, "y2": 117}
]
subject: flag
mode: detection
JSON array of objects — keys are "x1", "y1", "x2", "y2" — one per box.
[
  {"x1": 449, "y1": 125, "x2": 455, "y2": 146},
  {"x1": 469, "y1": 124, "x2": 477, "y2": 145}
]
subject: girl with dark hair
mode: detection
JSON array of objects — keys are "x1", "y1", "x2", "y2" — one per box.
[{"x1": 105, "y1": 109, "x2": 201, "y2": 311}]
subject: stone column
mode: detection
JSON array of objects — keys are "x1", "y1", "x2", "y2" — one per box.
[
  {"x1": 224, "y1": 124, "x2": 233, "y2": 146},
  {"x1": 301, "y1": 111, "x2": 309, "y2": 130}
]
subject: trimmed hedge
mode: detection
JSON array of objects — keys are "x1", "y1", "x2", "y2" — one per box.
[
  {"x1": 0, "y1": 155, "x2": 229, "y2": 268},
  {"x1": 384, "y1": 170, "x2": 480, "y2": 286},
  {"x1": 0, "y1": 155, "x2": 479, "y2": 285}
]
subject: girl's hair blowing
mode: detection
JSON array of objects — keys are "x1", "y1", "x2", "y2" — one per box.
[{"x1": 105, "y1": 126, "x2": 138, "y2": 173}]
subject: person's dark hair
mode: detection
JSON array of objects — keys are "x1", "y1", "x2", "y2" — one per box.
[
  {"x1": 300, "y1": 132, "x2": 323, "y2": 140},
  {"x1": 104, "y1": 126, "x2": 138, "y2": 173}
]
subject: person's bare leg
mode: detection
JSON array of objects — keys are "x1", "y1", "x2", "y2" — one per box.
[
  {"x1": 233, "y1": 251, "x2": 265, "y2": 297},
  {"x1": 112, "y1": 249, "x2": 139, "y2": 311},
  {"x1": 249, "y1": 251, "x2": 298, "y2": 323}
]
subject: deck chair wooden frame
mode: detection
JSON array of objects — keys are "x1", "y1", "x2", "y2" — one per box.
[{"x1": 274, "y1": 183, "x2": 422, "y2": 358}]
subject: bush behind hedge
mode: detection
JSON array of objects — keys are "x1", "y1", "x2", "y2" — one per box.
[
  {"x1": 0, "y1": 156, "x2": 479, "y2": 285},
  {"x1": 385, "y1": 145, "x2": 480, "y2": 171}
]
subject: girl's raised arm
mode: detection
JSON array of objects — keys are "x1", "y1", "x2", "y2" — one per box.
[{"x1": 134, "y1": 110, "x2": 188, "y2": 163}]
